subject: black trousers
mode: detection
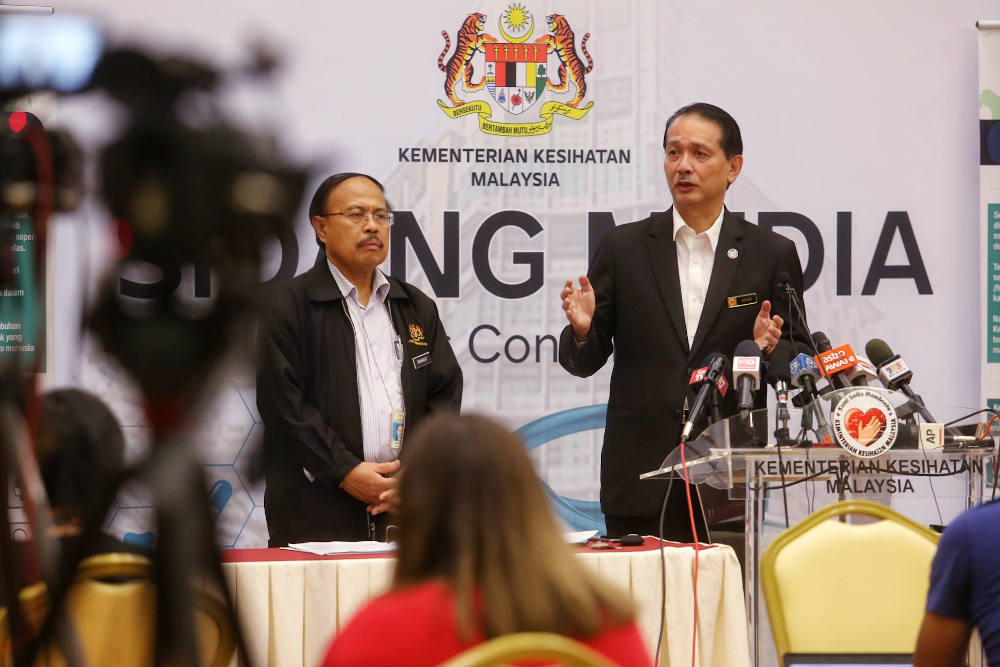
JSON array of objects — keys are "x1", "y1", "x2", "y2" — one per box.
[{"x1": 605, "y1": 481, "x2": 708, "y2": 543}]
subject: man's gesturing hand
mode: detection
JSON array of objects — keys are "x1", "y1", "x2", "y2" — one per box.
[
  {"x1": 341, "y1": 460, "x2": 401, "y2": 507},
  {"x1": 753, "y1": 300, "x2": 784, "y2": 353},
  {"x1": 561, "y1": 276, "x2": 595, "y2": 342}
]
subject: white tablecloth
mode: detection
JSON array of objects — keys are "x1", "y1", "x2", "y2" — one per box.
[{"x1": 220, "y1": 541, "x2": 749, "y2": 667}]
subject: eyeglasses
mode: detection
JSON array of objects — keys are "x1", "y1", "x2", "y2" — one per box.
[{"x1": 318, "y1": 210, "x2": 394, "y2": 227}]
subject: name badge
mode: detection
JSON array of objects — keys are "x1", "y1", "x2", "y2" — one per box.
[
  {"x1": 727, "y1": 293, "x2": 757, "y2": 308},
  {"x1": 412, "y1": 352, "x2": 431, "y2": 369}
]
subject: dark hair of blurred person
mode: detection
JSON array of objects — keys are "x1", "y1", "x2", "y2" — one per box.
[
  {"x1": 321, "y1": 414, "x2": 654, "y2": 667},
  {"x1": 0, "y1": 389, "x2": 142, "y2": 605},
  {"x1": 35, "y1": 389, "x2": 126, "y2": 536}
]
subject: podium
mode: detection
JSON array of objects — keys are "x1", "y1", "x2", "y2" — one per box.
[{"x1": 641, "y1": 387, "x2": 994, "y2": 667}]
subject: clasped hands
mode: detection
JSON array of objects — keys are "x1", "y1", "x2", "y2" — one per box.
[{"x1": 341, "y1": 459, "x2": 401, "y2": 517}]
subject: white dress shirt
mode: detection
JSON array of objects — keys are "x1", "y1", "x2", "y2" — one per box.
[
  {"x1": 327, "y1": 260, "x2": 403, "y2": 464},
  {"x1": 672, "y1": 208, "x2": 725, "y2": 348}
]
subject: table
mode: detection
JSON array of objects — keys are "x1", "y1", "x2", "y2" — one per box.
[{"x1": 219, "y1": 538, "x2": 749, "y2": 667}]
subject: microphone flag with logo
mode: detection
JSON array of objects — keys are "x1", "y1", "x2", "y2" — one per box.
[{"x1": 680, "y1": 352, "x2": 730, "y2": 442}]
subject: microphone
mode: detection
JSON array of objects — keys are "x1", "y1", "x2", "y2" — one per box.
[
  {"x1": 774, "y1": 271, "x2": 807, "y2": 322},
  {"x1": 733, "y1": 340, "x2": 762, "y2": 418},
  {"x1": 811, "y1": 331, "x2": 857, "y2": 391},
  {"x1": 681, "y1": 353, "x2": 730, "y2": 443},
  {"x1": 773, "y1": 271, "x2": 792, "y2": 299},
  {"x1": 846, "y1": 356, "x2": 879, "y2": 387},
  {"x1": 772, "y1": 270, "x2": 814, "y2": 369},
  {"x1": 789, "y1": 346, "x2": 835, "y2": 445},
  {"x1": 789, "y1": 351, "x2": 823, "y2": 401},
  {"x1": 767, "y1": 345, "x2": 793, "y2": 443},
  {"x1": 865, "y1": 339, "x2": 937, "y2": 423},
  {"x1": 895, "y1": 424, "x2": 989, "y2": 449}
]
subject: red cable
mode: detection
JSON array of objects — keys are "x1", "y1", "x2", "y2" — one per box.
[
  {"x1": 18, "y1": 119, "x2": 55, "y2": 522},
  {"x1": 678, "y1": 441, "x2": 699, "y2": 667},
  {"x1": 5, "y1": 115, "x2": 55, "y2": 662}
]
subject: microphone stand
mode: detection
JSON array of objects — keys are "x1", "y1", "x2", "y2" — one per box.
[
  {"x1": 773, "y1": 381, "x2": 791, "y2": 446},
  {"x1": 799, "y1": 390, "x2": 813, "y2": 439},
  {"x1": 708, "y1": 383, "x2": 723, "y2": 425},
  {"x1": 777, "y1": 281, "x2": 835, "y2": 388}
]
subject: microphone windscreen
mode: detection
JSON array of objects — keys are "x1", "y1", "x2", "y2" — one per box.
[
  {"x1": 865, "y1": 338, "x2": 895, "y2": 367},
  {"x1": 733, "y1": 339, "x2": 762, "y2": 359},
  {"x1": 767, "y1": 346, "x2": 793, "y2": 383},
  {"x1": 701, "y1": 352, "x2": 731, "y2": 377},
  {"x1": 812, "y1": 331, "x2": 832, "y2": 353},
  {"x1": 773, "y1": 271, "x2": 792, "y2": 297},
  {"x1": 793, "y1": 341, "x2": 814, "y2": 357}
]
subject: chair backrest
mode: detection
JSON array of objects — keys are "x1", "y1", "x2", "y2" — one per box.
[
  {"x1": 75, "y1": 552, "x2": 155, "y2": 581},
  {"x1": 438, "y1": 632, "x2": 620, "y2": 667},
  {"x1": 761, "y1": 499, "x2": 939, "y2": 659},
  {"x1": 0, "y1": 581, "x2": 55, "y2": 666},
  {"x1": 0, "y1": 553, "x2": 235, "y2": 667}
]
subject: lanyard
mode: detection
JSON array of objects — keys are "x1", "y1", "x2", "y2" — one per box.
[{"x1": 354, "y1": 296, "x2": 400, "y2": 414}]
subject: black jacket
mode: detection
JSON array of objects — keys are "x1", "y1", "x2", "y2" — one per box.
[
  {"x1": 256, "y1": 253, "x2": 463, "y2": 546},
  {"x1": 559, "y1": 209, "x2": 806, "y2": 517}
]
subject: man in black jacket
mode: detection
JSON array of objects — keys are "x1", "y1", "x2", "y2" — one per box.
[
  {"x1": 559, "y1": 104, "x2": 806, "y2": 541},
  {"x1": 257, "y1": 173, "x2": 463, "y2": 546}
]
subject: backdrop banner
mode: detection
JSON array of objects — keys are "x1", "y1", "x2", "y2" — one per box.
[
  {"x1": 980, "y1": 21, "x2": 1000, "y2": 432},
  {"x1": 10, "y1": 1, "x2": 992, "y2": 548}
]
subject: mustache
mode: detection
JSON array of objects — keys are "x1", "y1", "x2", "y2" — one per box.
[{"x1": 356, "y1": 233, "x2": 384, "y2": 249}]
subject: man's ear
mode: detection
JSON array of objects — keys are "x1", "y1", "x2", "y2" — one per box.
[
  {"x1": 727, "y1": 154, "x2": 744, "y2": 184},
  {"x1": 311, "y1": 215, "x2": 327, "y2": 245}
]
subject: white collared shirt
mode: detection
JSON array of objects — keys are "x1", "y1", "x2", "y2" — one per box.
[
  {"x1": 673, "y1": 208, "x2": 724, "y2": 348},
  {"x1": 327, "y1": 259, "x2": 403, "y2": 464}
]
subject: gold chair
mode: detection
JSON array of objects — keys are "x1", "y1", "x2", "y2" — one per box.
[
  {"x1": 0, "y1": 581, "x2": 52, "y2": 666},
  {"x1": 438, "y1": 632, "x2": 620, "y2": 667},
  {"x1": 75, "y1": 552, "x2": 155, "y2": 580},
  {"x1": 761, "y1": 499, "x2": 940, "y2": 660},
  {"x1": 1, "y1": 552, "x2": 235, "y2": 667}
]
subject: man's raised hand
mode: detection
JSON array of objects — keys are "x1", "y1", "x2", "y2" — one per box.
[
  {"x1": 561, "y1": 276, "x2": 595, "y2": 342},
  {"x1": 753, "y1": 299, "x2": 784, "y2": 353}
]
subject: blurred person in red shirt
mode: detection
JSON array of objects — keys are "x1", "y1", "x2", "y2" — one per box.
[{"x1": 321, "y1": 413, "x2": 654, "y2": 667}]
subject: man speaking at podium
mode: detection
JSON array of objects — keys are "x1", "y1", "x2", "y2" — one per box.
[{"x1": 558, "y1": 103, "x2": 806, "y2": 542}]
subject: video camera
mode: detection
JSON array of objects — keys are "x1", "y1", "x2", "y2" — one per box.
[
  {"x1": 0, "y1": 13, "x2": 309, "y2": 666},
  {"x1": 1, "y1": 12, "x2": 307, "y2": 397}
]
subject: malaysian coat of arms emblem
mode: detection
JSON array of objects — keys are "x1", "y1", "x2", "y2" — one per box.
[{"x1": 436, "y1": 4, "x2": 594, "y2": 136}]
